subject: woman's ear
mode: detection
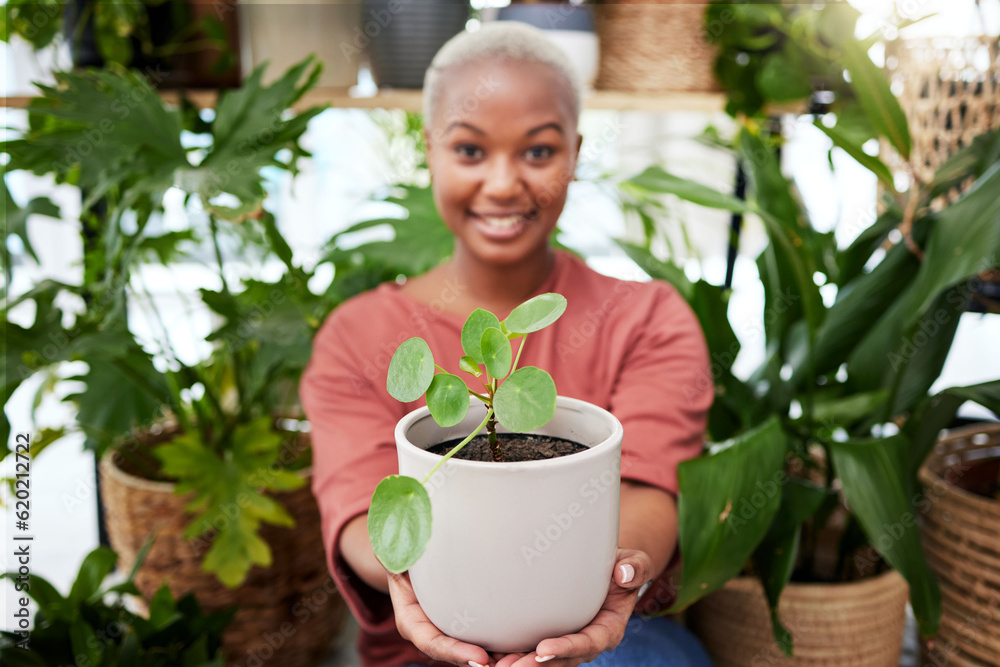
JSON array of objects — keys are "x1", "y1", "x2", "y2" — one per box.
[{"x1": 573, "y1": 132, "x2": 583, "y2": 180}]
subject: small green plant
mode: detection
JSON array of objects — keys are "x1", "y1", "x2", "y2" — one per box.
[
  {"x1": 368, "y1": 292, "x2": 568, "y2": 573},
  {"x1": 0, "y1": 541, "x2": 234, "y2": 666}
]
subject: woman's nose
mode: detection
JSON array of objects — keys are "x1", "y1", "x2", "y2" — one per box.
[{"x1": 481, "y1": 157, "x2": 524, "y2": 200}]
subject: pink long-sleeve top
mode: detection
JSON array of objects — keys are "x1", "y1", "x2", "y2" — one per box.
[{"x1": 300, "y1": 249, "x2": 714, "y2": 667}]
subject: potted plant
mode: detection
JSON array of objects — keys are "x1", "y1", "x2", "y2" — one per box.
[
  {"x1": 1, "y1": 0, "x2": 239, "y2": 86},
  {"x1": 592, "y1": 0, "x2": 719, "y2": 93},
  {"x1": 361, "y1": 0, "x2": 471, "y2": 89},
  {"x1": 367, "y1": 293, "x2": 624, "y2": 651},
  {"x1": 610, "y1": 33, "x2": 1000, "y2": 666},
  {"x1": 0, "y1": 541, "x2": 235, "y2": 666},
  {"x1": 917, "y1": 421, "x2": 1000, "y2": 666},
  {"x1": 0, "y1": 56, "x2": 357, "y2": 664}
]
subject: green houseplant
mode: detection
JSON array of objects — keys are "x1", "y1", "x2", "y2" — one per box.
[
  {"x1": 1, "y1": 0, "x2": 236, "y2": 76},
  {"x1": 370, "y1": 293, "x2": 626, "y2": 652},
  {"x1": 0, "y1": 542, "x2": 235, "y2": 667},
  {"x1": 370, "y1": 292, "x2": 569, "y2": 573},
  {"x1": 612, "y1": 11, "x2": 1000, "y2": 660},
  {"x1": 0, "y1": 56, "x2": 353, "y2": 664}
]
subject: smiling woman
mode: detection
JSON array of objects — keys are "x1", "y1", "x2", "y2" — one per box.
[{"x1": 300, "y1": 20, "x2": 716, "y2": 667}]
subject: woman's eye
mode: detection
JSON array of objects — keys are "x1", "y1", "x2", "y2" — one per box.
[
  {"x1": 526, "y1": 146, "x2": 555, "y2": 160},
  {"x1": 455, "y1": 144, "x2": 483, "y2": 159}
]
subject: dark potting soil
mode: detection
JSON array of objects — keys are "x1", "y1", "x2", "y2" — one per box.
[
  {"x1": 947, "y1": 457, "x2": 1000, "y2": 500},
  {"x1": 427, "y1": 433, "x2": 588, "y2": 462}
]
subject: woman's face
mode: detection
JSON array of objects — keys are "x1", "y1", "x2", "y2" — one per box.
[{"x1": 425, "y1": 59, "x2": 582, "y2": 267}]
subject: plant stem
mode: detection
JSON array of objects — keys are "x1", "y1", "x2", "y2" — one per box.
[
  {"x1": 421, "y1": 407, "x2": 493, "y2": 484},
  {"x1": 511, "y1": 336, "x2": 527, "y2": 374},
  {"x1": 487, "y1": 411, "x2": 503, "y2": 462}
]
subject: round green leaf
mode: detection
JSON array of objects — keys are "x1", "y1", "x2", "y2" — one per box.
[
  {"x1": 459, "y1": 355, "x2": 482, "y2": 377},
  {"x1": 461, "y1": 309, "x2": 502, "y2": 364},
  {"x1": 426, "y1": 373, "x2": 471, "y2": 427},
  {"x1": 504, "y1": 293, "x2": 567, "y2": 335},
  {"x1": 481, "y1": 327, "x2": 512, "y2": 379},
  {"x1": 368, "y1": 476, "x2": 432, "y2": 574},
  {"x1": 493, "y1": 366, "x2": 557, "y2": 433},
  {"x1": 387, "y1": 337, "x2": 434, "y2": 402}
]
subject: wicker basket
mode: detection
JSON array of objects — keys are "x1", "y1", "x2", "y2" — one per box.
[
  {"x1": 98, "y1": 429, "x2": 347, "y2": 667},
  {"x1": 593, "y1": 0, "x2": 721, "y2": 93},
  {"x1": 918, "y1": 422, "x2": 1000, "y2": 667},
  {"x1": 687, "y1": 569, "x2": 910, "y2": 666},
  {"x1": 884, "y1": 36, "x2": 1000, "y2": 197}
]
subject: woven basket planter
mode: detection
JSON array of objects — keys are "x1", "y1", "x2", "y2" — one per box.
[
  {"x1": 593, "y1": 0, "x2": 720, "y2": 93},
  {"x1": 918, "y1": 422, "x2": 1000, "y2": 667},
  {"x1": 98, "y1": 428, "x2": 347, "y2": 667},
  {"x1": 687, "y1": 569, "x2": 909, "y2": 666},
  {"x1": 884, "y1": 36, "x2": 1000, "y2": 198}
]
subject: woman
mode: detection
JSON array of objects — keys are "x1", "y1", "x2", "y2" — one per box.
[{"x1": 301, "y1": 21, "x2": 715, "y2": 667}]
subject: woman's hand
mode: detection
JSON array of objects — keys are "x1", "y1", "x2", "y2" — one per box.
[{"x1": 387, "y1": 548, "x2": 654, "y2": 667}]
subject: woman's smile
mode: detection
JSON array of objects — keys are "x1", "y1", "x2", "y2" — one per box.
[{"x1": 469, "y1": 210, "x2": 537, "y2": 240}]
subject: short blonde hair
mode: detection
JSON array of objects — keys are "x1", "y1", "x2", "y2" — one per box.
[{"x1": 422, "y1": 21, "x2": 582, "y2": 128}]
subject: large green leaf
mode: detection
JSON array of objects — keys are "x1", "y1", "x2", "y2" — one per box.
[
  {"x1": 804, "y1": 243, "x2": 920, "y2": 381},
  {"x1": 835, "y1": 206, "x2": 903, "y2": 287},
  {"x1": 1, "y1": 179, "x2": 61, "y2": 270},
  {"x1": 70, "y1": 617, "x2": 101, "y2": 667},
  {"x1": 623, "y1": 165, "x2": 755, "y2": 213},
  {"x1": 480, "y1": 327, "x2": 512, "y2": 379},
  {"x1": 752, "y1": 479, "x2": 831, "y2": 654},
  {"x1": 426, "y1": 373, "x2": 470, "y2": 428},
  {"x1": 368, "y1": 475, "x2": 432, "y2": 574},
  {"x1": 740, "y1": 128, "x2": 824, "y2": 342},
  {"x1": 830, "y1": 435, "x2": 940, "y2": 637},
  {"x1": 461, "y1": 309, "x2": 502, "y2": 365},
  {"x1": 323, "y1": 185, "x2": 454, "y2": 277},
  {"x1": 905, "y1": 162, "x2": 1000, "y2": 324},
  {"x1": 386, "y1": 337, "x2": 435, "y2": 403},
  {"x1": 885, "y1": 285, "x2": 965, "y2": 418},
  {"x1": 905, "y1": 380, "x2": 1000, "y2": 478},
  {"x1": 181, "y1": 57, "x2": 327, "y2": 220},
  {"x1": 503, "y1": 293, "x2": 567, "y2": 335},
  {"x1": 667, "y1": 417, "x2": 788, "y2": 612},
  {"x1": 0, "y1": 572, "x2": 64, "y2": 619},
  {"x1": 841, "y1": 39, "x2": 911, "y2": 159},
  {"x1": 68, "y1": 546, "x2": 117, "y2": 606},
  {"x1": 813, "y1": 119, "x2": 895, "y2": 190},
  {"x1": 617, "y1": 242, "x2": 739, "y2": 372},
  {"x1": 616, "y1": 240, "x2": 693, "y2": 301},
  {"x1": 153, "y1": 417, "x2": 303, "y2": 588},
  {"x1": 493, "y1": 367, "x2": 557, "y2": 433}
]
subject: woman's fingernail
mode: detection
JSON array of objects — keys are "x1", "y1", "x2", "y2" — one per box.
[
  {"x1": 620, "y1": 563, "x2": 635, "y2": 584},
  {"x1": 536, "y1": 656, "x2": 557, "y2": 663},
  {"x1": 469, "y1": 662, "x2": 486, "y2": 667}
]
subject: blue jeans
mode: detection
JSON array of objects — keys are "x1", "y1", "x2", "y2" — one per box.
[{"x1": 400, "y1": 615, "x2": 715, "y2": 666}]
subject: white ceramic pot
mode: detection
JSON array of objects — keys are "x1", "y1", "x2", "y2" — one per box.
[
  {"x1": 395, "y1": 395, "x2": 623, "y2": 652},
  {"x1": 238, "y1": 0, "x2": 362, "y2": 87}
]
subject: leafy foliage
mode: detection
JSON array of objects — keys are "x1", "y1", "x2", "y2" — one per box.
[
  {"x1": 623, "y1": 45, "x2": 1000, "y2": 648},
  {"x1": 371, "y1": 293, "x2": 568, "y2": 573},
  {"x1": 1, "y1": 0, "x2": 236, "y2": 73},
  {"x1": 0, "y1": 544, "x2": 234, "y2": 666},
  {"x1": 153, "y1": 417, "x2": 305, "y2": 588}
]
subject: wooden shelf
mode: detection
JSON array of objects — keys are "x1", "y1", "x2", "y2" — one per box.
[{"x1": 5, "y1": 87, "x2": 736, "y2": 114}]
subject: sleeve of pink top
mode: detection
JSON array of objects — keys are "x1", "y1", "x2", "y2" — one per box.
[
  {"x1": 299, "y1": 306, "x2": 403, "y2": 635},
  {"x1": 608, "y1": 281, "x2": 714, "y2": 496}
]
